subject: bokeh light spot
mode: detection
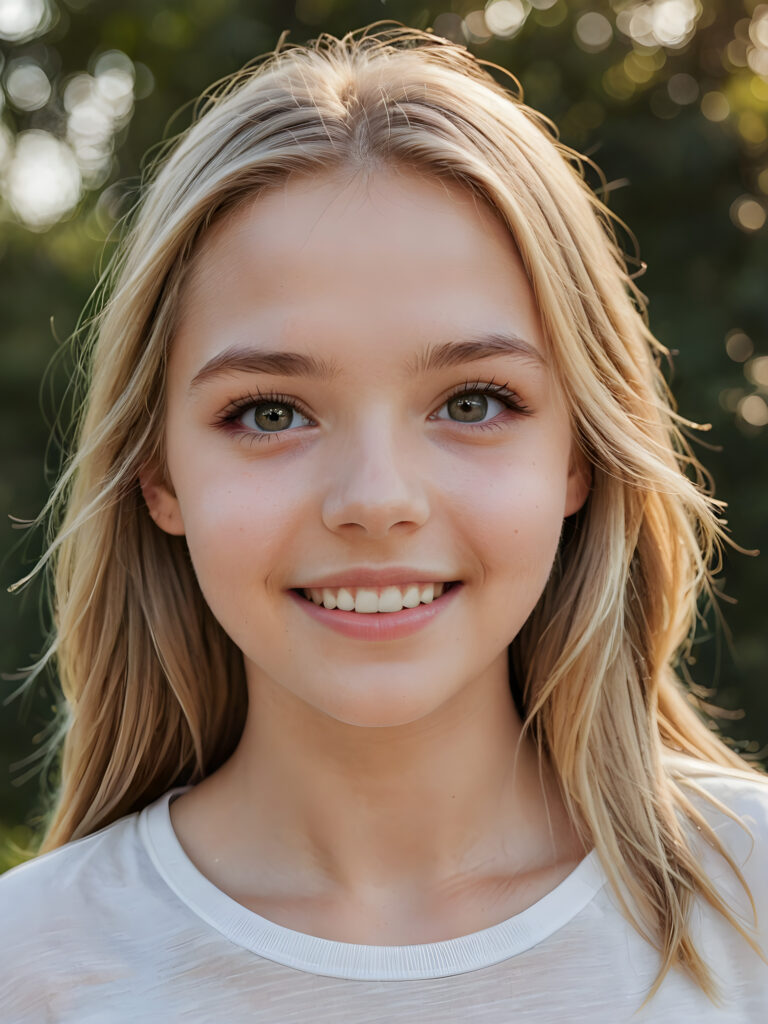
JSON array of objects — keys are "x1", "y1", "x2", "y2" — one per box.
[
  {"x1": 5, "y1": 59, "x2": 50, "y2": 111},
  {"x1": 4, "y1": 130, "x2": 81, "y2": 230},
  {"x1": 603, "y1": 64, "x2": 636, "y2": 101},
  {"x1": 574, "y1": 12, "x2": 612, "y2": 53},
  {"x1": 746, "y1": 356, "x2": 768, "y2": 387},
  {"x1": 738, "y1": 111, "x2": 767, "y2": 145},
  {"x1": 749, "y1": 5, "x2": 768, "y2": 49},
  {"x1": 432, "y1": 12, "x2": 464, "y2": 42},
  {"x1": 738, "y1": 394, "x2": 768, "y2": 426},
  {"x1": 719, "y1": 387, "x2": 745, "y2": 412},
  {"x1": 93, "y1": 50, "x2": 135, "y2": 116},
  {"x1": 484, "y1": 0, "x2": 529, "y2": 38},
  {"x1": 730, "y1": 195, "x2": 766, "y2": 231},
  {"x1": 747, "y1": 46, "x2": 768, "y2": 77},
  {"x1": 132, "y1": 61, "x2": 155, "y2": 100},
  {"x1": 667, "y1": 72, "x2": 698, "y2": 104},
  {"x1": 61, "y1": 53, "x2": 134, "y2": 188},
  {"x1": 0, "y1": 0, "x2": 50, "y2": 42},
  {"x1": 624, "y1": 50, "x2": 659, "y2": 84},
  {"x1": 700, "y1": 90, "x2": 729, "y2": 121},
  {"x1": 727, "y1": 38, "x2": 749, "y2": 68},
  {"x1": 463, "y1": 10, "x2": 492, "y2": 44},
  {"x1": 617, "y1": 0, "x2": 702, "y2": 50},
  {"x1": 725, "y1": 330, "x2": 754, "y2": 362}
]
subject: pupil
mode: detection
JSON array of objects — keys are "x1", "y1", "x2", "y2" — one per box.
[
  {"x1": 256, "y1": 404, "x2": 292, "y2": 431},
  {"x1": 449, "y1": 394, "x2": 487, "y2": 422}
]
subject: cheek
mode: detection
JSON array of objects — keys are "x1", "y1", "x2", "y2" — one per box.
[
  {"x1": 170, "y1": 451, "x2": 308, "y2": 611},
  {"x1": 449, "y1": 452, "x2": 568, "y2": 586}
]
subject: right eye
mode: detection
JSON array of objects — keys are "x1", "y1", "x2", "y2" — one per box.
[{"x1": 217, "y1": 391, "x2": 315, "y2": 442}]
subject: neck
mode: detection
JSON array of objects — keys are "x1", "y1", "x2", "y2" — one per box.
[{"x1": 183, "y1": 652, "x2": 582, "y2": 902}]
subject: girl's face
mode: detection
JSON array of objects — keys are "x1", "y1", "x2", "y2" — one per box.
[{"x1": 147, "y1": 166, "x2": 589, "y2": 727}]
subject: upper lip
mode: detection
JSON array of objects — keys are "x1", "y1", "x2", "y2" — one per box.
[{"x1": 293, "y1": 567, "x2": 460, "y2": 589}]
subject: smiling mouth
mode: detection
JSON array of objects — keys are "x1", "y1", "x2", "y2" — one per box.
[{"x1": 290, "y1": 581, "x2": 460, "y2": 610}]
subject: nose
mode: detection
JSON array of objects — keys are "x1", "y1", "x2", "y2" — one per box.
[{"x1": 321, "y1": 415, "x2": 430, "y2": 539}]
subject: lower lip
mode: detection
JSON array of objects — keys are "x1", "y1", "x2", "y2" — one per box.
[{"x1": 287, "y1": 583, "x2": 463, "y2": 641}]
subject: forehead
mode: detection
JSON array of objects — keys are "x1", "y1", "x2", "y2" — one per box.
[{"x1": 172, "y1": 166, "x2": 547, "y2": 376}]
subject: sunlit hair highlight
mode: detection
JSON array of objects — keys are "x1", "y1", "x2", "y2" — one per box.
[{"x1": 12, "y1": 22, "x2": 766, "y2": 1007}]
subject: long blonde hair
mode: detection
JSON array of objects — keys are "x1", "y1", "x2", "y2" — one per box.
[{"x1": 12, "y1": 22, "x2": 766, "y2": 1004}]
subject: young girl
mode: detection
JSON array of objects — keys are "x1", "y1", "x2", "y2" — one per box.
[{"x1": 2, "y1": 23, "x2": 766, "y2": 1022}]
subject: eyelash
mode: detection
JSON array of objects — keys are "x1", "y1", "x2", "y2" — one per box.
[{"x1": 216, "y1": 379, "x2": 531, "y2": 445}]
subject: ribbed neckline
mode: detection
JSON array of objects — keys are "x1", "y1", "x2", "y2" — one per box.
[{"x1": 139, "y1": 786, "x2": 607, "y2": 981}]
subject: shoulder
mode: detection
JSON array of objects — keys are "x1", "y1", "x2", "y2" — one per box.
[
  {"x1": 0, "y1": 810, "x2": 144, "y2": 963},
  {"x1": 665, "y1": 752, "x2": 768, "y2": 831},
  {"x1": 1, "y1": 810, "x2": 142, "y2": 907},
  {"x1": 664, "y1": 753, "x2": 768, "y2": 913},
  {"x1": 0, "y1": 807, "x2": 165, "y2": 1019}
]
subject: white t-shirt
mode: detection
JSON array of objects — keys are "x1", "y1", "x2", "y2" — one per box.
[{"x1": 1, "y1": 758, "x2": 767, "y2": 1023}]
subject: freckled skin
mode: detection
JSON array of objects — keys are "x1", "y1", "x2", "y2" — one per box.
[{"x1": 145, "y1": 166, "x2": 590, "y2": 929}]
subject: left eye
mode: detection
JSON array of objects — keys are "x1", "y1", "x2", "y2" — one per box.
[{"x1": 434, "y1": 391, "x2": 509, "y2": 424}]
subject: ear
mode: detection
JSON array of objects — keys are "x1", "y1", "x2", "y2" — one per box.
[
  {"x1": 139, "y1": 468, "x2": 186, "y2": 536},
  {"x1": 564, "y1": 446, "x2": 592, "y2": 518}
]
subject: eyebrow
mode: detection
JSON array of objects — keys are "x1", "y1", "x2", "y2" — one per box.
[{"x1": 188, "y1": 332, "x2": 546, "y2": 391}]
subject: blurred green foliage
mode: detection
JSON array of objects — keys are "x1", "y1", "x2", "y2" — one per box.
[{"x1": 1, "y1": 0, "x2": 767, "y2": 868}]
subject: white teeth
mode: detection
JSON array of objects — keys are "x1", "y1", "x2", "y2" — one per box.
[
  {"x1": 301, "y1": 582, "x2": 454, "y2": 613},
  {"x1": 401, "y1": 585, "x2": 421, "y2": 608},
  {"x1": 354, "y1": 589, "x2": 379, "y2": 614}
]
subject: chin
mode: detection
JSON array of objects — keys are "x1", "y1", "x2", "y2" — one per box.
[{"x1": 299, "y1": 679, "x2": 457, "y2": 730}]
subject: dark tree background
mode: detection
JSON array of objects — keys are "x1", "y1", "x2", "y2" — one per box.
[{"x1": 1, "y1": 0, "x2": 767, "y2": 869}]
